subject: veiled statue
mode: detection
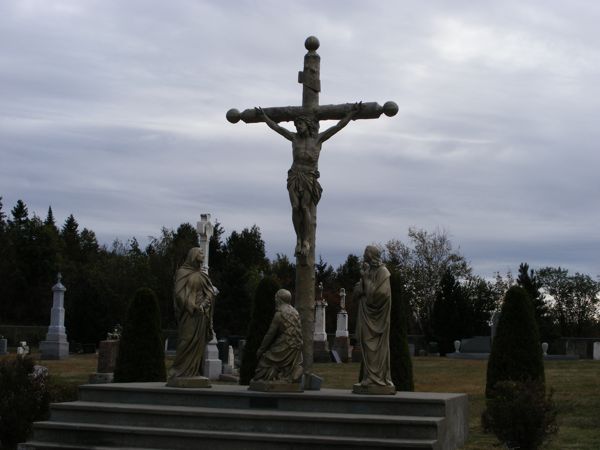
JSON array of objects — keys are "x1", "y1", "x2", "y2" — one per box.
[
  {"x1": 250, "y1": 289, "x2": 304, "y2": 390},
  {"x1": 353, "y1": 245, "x2": 395, "y2": 394},
  {"x1": 167, "y1": 247, "x2": 215, "y2": 387}
]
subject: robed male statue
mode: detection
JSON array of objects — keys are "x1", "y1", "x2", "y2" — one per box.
[{"x1": 353, "y1": 245, "x2": 395, "y2": 394}]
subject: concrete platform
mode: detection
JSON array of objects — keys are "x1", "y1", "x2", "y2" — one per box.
[{"x1": 21, "y1": 383, "x2": 468, "y2": 450}]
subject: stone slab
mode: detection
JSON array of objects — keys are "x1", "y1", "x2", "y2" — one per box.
[
  {"x1": 0, "y1": 338, "x2": 7, "y2": 355},
  {"x1": 352, "y1": 383, "x2": 396, "y2": 395},
  {"x1": 459, "y1": 336, "x2": 491, "y2": 353},
  {"x1": 594, "y1": 342, "x2": 600, "y2": 361},
  {"x1": 166, "y1": 376, "x2": 211, "y2": 388},
  {"x1": 248, "y1": 380, "x2": 303, "y2": 392}
]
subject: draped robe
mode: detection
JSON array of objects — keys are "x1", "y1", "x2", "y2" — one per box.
[
  {"x1": 355, "y1": 263, "x2": 394, "y2": 387},
  {"x1": 168, "y1": 249, "x2": 215, "y2": 379}
]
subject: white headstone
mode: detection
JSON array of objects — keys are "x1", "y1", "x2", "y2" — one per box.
[
  {"x1": 39, "y1": 274, "x2": 69, "y2": 360},
  {"x1": 542, "y1": 342, "x2": 549, "y2": 356},
  {"x1": 335, "y1": 288, "x2": 349, "y2": 338},
  {"x1": 593, "y1": 342, "x2": 600, "y2": 361},
  {"x1": 454, "y1": 340, "x2": 461, "y2": 353},
  {"x1": 314, "y1": 282, "x2": 327, "y2": 342}
]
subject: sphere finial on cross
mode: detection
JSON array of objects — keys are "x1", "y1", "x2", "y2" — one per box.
[{"x1": 305, "y1": 36, "x2": 320, "y2": 51}]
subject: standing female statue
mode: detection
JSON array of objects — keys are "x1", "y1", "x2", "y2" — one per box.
[{"x1": 168, "y1": 247, "x2": 216, "y2": 384}]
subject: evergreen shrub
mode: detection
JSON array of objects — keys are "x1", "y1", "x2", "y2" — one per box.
[
  {"x1": 483, "y1": 285, "x2": 557, "y2": 449},
  {"x1": 114, "y1": 287, "x2": 166, "y2": 382},
  {"x1": 239, "y1": 276, "x2": 280, "y2": 385},
  {"x1": 0, "y1": 356, "x2": 50, "y2": 449},
  {"x1": 389, "y1": 271, "x2": 414, "y2": 391},
  {"x1": 483, "y1": 380, "x2": 557, "y2": 450},
  {"x1": 485, "y1": 285, "x2": 544, "y2": 397}
]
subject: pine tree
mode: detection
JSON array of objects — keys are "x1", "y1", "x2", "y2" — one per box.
[
  {"x1": 9, "y1": 199, "x2": 29, "y2": 228},
  {"x1": 432, "y1": 270, "x2": 470, "y2": 355},
  {"x1": 517, "y1": 263, "x2": 553, "y2": 341},
  {"x1": 114, "y1": 288, "x2": 166, "y2": 382},
  {"x1": 44, "y1": 206, "x2": 56, "y2": 228},
  {"x1": 239, "y1": 276, "x2": 280, "y2": 385},
  {"x1": 389, "y1": 272, "x2": 414, "y2": 391}
]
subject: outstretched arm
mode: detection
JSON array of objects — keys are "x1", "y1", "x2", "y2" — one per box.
[
  {"x1": 318, "y1": 102, "x2": 362, "y2": 143},
  {"x1": 255, "y1": 107, "x2": 295, "y2": 141}
]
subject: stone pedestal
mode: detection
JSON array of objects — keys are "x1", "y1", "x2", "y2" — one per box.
[
  {"x1": 313, "y1": 294, "x2": 330, "y2": 362},
  {"x1": 203, "y1": 336, "x2": 223, "y2": 380},
  {"x1": 333, "y1": 308, "x2": 350, "y2": 362},
  {"x1": 593, "y1": 342, "x2": 600, "y2": 361},
  {"x1": 0, "y1": 338, "x2": 7, "y2": 355},
  {"x1": 89, "y1": 339, "x2": 119, "y2": 384},
  {"x1": 40, "y1": 274, "x2": 69, "y2": 360},
  {"x1": 223, "y1": 346, "x2": 235, "y2": 375}
]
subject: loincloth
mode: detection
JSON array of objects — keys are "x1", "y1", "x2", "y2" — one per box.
[{"x1": 287, "y1": 168, "x2": 323, "y2": 205}]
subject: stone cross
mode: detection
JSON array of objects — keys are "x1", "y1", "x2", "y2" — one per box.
[
  {"x1": 197, "y1": 213, "x2": 214, "y2": 273},
  {"x1": 227, "y1": 36, "x2": 397, "y2": 376}
]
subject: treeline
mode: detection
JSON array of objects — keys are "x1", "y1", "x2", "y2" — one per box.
[
  {"x1": 0, "y1": 198, "x2": 360, "y2": 344},
  {"x1": 1, "y1": 198, "x2": 598, "y2": 346}
]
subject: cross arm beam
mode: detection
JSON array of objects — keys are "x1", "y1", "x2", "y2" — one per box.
[{"x1": 226, "y1": 101, "x2": 398, "y2": 124}]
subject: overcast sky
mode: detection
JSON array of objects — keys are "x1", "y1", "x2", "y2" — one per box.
[{"x1": 1, "y1": 0, "x2": 599, "y2": 277}]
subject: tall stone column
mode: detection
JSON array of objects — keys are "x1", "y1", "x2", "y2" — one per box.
[
  {"x1": 333, "y1": 288, "x2": 351, "y2": 362},
  {"x1": 197, "y1": 213, "x2": 222, "y2": 380},
  {"x1": 40, "y1": 273, "x2": 69, "y2": 360},
  {"x1": 313, "y1": 282, "x2": 330, "y2": 362}
]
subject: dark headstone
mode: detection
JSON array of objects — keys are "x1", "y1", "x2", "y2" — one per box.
[{"x1": 97, "y1": 340, "x2": 119, "y2": 373}]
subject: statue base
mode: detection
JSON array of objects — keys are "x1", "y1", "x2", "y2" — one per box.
[
  {"x1": 249, "y1": 379, "x2": 303, "y2": 392},
  {"x1": 352, "y1": 383, "x2": 396, "y2": 395},
  {"x1": 166, "y1": 376, "x2": 211, "y2": 388}
]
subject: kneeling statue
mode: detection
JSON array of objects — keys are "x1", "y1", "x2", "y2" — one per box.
[{"x1": 250, "y1": 289, "x2": 304, "y2": 391}]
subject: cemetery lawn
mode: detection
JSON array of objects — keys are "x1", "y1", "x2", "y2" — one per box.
[{"x1": 16, "y1": 354, "x2": 600, "y2": 449}]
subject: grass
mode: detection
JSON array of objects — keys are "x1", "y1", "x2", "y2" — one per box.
[{"x1": 4, "y1": 353, "x2": 600, "y2": 449}]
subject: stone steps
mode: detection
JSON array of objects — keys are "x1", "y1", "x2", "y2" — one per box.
[
  {"x1": 50, "y1": 401, "x2": 442, "y2": 440},
  {"x1": 22, "y1": 383, "x2": 468, "y2": 450},
  {"x1": 30, "y1": 422, "x2": 437, "y2": 450}
]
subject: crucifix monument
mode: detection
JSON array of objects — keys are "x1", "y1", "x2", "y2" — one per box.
[{"x1": 227, "y1": 36, "x2": 397, "y2": 378}]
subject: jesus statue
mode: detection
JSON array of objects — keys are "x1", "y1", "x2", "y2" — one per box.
[{"x1": 255, "y1": 103, "x2": 361, "y2": 256}]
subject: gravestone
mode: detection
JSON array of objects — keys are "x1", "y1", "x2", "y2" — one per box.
[
  {"x1": 333, "y1": 287, "x2": 350, "y2": 362},
  {"x1": 593, "y1": 342, "x2": 600, "y2": 360},
  {"x1": 39, "y1": 274, "x2": 69, "y2": 360},
  {"x1": 460, "y1": 336, "x2": 491, "y2": 353},
  {"x1": 313, "y1": 282, "x2": 330, "y2": 362},
  {"x1": 0, "y1": 338, "x2": 7, "y2": 355},
  {"x1": 89, "y1": 339, "x2": 119, "y2": 384}
]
